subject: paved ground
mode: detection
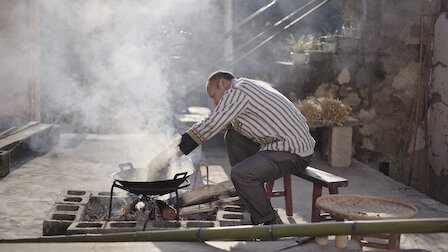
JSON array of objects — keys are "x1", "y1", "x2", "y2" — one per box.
[{"x1": 0, "y1": 133, "x2": 447, "y2": 251}]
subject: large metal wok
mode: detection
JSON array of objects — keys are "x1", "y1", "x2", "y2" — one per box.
[
  {"x1": 108, "y1": 162, "x2": 190, "y2": 219},
  {"x1": 111, "y1": 163, "x2": 190, "y2": 195}
]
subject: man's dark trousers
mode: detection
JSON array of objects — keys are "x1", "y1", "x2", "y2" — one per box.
[{"x1": 224, "y1": 129, "x2": 312, "y2": 224}]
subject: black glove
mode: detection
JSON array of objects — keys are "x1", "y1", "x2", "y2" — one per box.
[{"x1": 179, "y1": 132, "x2": 199, "y2": 155}]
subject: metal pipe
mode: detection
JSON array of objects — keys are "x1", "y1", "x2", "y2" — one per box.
[
  {"x1": 222, "y1": 0, "x2": 319, "y2": 61},
  {"x1": 191, "y1": 0, "x2": 278, "y2": 63},
  {"x1": 224, "y1": 0, "x2": 331, "y2": 70},
  {"x1": 1, "y1": 218, "x2": 447, "y2": 243}
]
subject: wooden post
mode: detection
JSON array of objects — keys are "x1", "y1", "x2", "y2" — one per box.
[
  {"x1": 0, "y1": 151, "x2": 10, "y2": 177},
  {"x1": 311, "y1": 183, "x2": 323, "y2": 222},
  {"x1": 283, "y1": 175, "x2": 293, "y2": 216}
]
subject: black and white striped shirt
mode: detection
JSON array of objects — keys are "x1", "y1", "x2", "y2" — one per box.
[{"x1": 187, "y1": 78, "x2": 315, "y2": 157}]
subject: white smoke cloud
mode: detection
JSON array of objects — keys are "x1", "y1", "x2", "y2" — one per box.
[
  {"x1": 39, "y1": 0, "x2": 219, "y2": 134},
  {"x1": 37, "y1": 0, "x2": 221, "y2": 173}
]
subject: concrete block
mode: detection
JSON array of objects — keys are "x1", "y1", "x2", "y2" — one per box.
[
  {"x1": 91, "y1": 190, "x2": 128, "y2": 198},
  {"x1": 222, "y1": 204, "x2": 245, "y2": 213},
  {"x1": 56, "y1": 190, "x2": 91, "y2": 205},
  {"x1": 104, "y1": 221, "x2": 144, "y2": 233},
  {"x1": 216, "y1": 209, "x2": 251, "y2": 226},
  {"x1": 151, "y1": 220, "x2": 181, "y2": 228},
  {"x1": 66, "y1": 221, "x2": 106, "y2": 235},
  {"x1": 42, "y1": 204, "x2": 84, "y2": 236},
  {"x1": 328, "y1": 126, "x2": 352, "y2": 167},
  {"x1": 145, "y1": 220, "x2": 218, "y2": 231},
  {"x1": 68, "y1": 220, "x2": 144, "y2": 235},
  {"x1": 63, "y1": 190, "x2": 92, "y2": 197},
  {"x1": 185, "y1": 221, "x2": 217, "y2": 228}
]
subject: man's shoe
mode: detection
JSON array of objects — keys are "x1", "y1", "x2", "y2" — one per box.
[{"x1": 264, "y1": 210, "x2": 283, "y2": 225}]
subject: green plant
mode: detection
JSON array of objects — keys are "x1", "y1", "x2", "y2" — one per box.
[
  {"x1": 343, "y1": 14, "x2": 354, "y2": 28},
  {"x1": 325, "y1": 31, "x2": 336, "y2": 43},
  {"x1": 286, "y1": 34, "x2": 314, "y2": 53}
]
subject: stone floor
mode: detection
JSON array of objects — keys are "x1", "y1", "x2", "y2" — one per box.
[{"x1": 0, "y1": 133, "x2": 447, "y2": 251}]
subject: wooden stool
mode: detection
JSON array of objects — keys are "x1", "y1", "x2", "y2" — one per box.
[
  {"x1": 266, "y1": 166, "x2": 348, "y2": 220},
  {"x1": 266, "y1": 175, "x2": 293, "y2": 216}
]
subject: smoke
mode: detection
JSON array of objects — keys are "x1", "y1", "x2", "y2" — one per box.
[
  {"x1": 40, "y1": 0, "x2": 217, "y2": 133},
  {"x1": 37, "y1": 0, "x2": 221, "y2": 172}
]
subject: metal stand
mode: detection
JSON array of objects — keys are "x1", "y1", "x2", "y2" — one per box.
[
  {"x1": 108, "y1": 181, "x2": 120, "y2": 219},
  {"x1": 108, "y1": 180, "x2": 187, "y2": 221}
]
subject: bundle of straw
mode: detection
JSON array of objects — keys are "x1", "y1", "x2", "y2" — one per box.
[
  {"x1": 319, "y1": 97, "x2": 350, "y2": 126},
  {"x1": 298, "y1": 98, "x2": 321, "y2": 123}
]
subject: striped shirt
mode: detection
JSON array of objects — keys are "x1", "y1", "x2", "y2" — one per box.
[{"x1": 187, "y1": 78, "x2": 315, "y2": 157}]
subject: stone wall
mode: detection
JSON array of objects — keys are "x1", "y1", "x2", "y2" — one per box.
[
  {"x1": 279, "y1": 1, "x2": 447, "y2": 204},
  {"x1": 0, "y1": 0, "x2": 40, "y2": 128},
  {"x1": 429, "y1": 11, "x2": 448, "y2": 205}
]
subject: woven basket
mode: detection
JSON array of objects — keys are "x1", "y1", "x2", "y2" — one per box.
[{"x1": 316, "y1": 194, "x2": 418, "y2": 220}]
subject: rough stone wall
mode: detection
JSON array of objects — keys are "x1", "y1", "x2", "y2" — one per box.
[
  {"x1": 429, "y1": 11, "x2": 448, "y2": 204},
  {"x1": 280, "y1": 1, "x2": 447, "y2": 203},
  {"x1": 346, "y1": 1, "x2": 444, "y2": 203}
]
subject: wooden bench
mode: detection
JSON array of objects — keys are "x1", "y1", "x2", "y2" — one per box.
[
  {"x1": 0, "y1": 122, "x2": 60, "y2": 177},
  {"x1": 266, "y1": 166, "x2": 348, "y2": 222}
]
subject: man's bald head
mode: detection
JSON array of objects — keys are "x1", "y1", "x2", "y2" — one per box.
[
  {"x1": 206, "y1": 70, "x2": 234, "y2": 106},
  {"x1": 207, "y1": 71, "x2": 235, "y2": 87}
]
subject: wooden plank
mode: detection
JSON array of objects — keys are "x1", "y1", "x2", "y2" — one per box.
[
  {"x1": 180, "y1": 180, "x2": 235, "y2": 206},
  {"x1": 180, "y1": 203, "x2": 217, "y2": 216},
  {"x1": 1, "y1": 121, "x2": 40, "y2": 139},
  {"x1": 180, "y1": 196, "x2": 241, "y2": 216},
  {"x1": 0, "y1": 127, "x2": 17, "y2": 140},
  {"x1": 296, "y1": 166, "x2": 348, "y2": 188},
  {"x1": 0, "y1": 123, "x2": 52, "y2": 149}
]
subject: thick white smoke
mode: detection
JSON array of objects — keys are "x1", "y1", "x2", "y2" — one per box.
[
  {"x1": 38, "y1": 0, "x2": 221, "y2": 176},
  {"x1": 40, "y1": 0, "x2": 217, "y2": 133}
]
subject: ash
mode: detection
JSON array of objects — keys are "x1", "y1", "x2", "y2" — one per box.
[{"x1": 82, "y1": 195, "x2": 158, "y2": 221}]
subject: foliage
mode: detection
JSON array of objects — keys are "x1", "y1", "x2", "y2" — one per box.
[
  {"x1": 325, "y1": 31, "x2": 336, "y2": 43},
  {"x1": 343, "y1": 14, "x2": 354, "y2": 28},
  {"x1": 286, "y1": 34, "x2": 314, "y2": 53}
]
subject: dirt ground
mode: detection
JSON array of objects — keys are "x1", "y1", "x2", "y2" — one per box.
[{"x1": 0, "y1": 133, "x2": 447, "y2": 251}]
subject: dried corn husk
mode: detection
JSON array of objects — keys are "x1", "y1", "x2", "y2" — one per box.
[
  {"x1": 298, "y1": 98, "x2": 321, "y2": 123},
  {"x1": 318, "y1": 97, "x2": 350, "y2": 126}
]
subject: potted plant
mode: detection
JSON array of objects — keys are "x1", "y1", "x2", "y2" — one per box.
[
  {"x1": 286, "y1": 34, "x2": 313, "y2": 65},
  {"x1": 342, "y1": 14, "x2": 357, "y2": 37},
  {"x1": 323, "y1": 31, "x2": 337, "y2": 53}
]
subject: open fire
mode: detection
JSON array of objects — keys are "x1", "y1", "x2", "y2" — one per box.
[{"x1": 43, "y1": 188, "x2": 251, "y2": 236}]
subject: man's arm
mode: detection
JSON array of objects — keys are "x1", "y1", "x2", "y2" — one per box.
[{"x1": 179, "y1": 88, "x2": 249, "y2": 155}]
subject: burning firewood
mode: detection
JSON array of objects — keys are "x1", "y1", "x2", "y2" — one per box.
[{"x1": 156, "y1": 200, "x2": 177, "y2": 220}]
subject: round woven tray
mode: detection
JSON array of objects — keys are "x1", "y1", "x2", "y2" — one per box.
[{"x1": 316, "y1": 194, "x2": 418, "y2": 220}]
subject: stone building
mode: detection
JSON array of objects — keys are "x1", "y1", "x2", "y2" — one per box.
[{"x1": 270, "y1": 0, "x2": 448, "y2": 204}]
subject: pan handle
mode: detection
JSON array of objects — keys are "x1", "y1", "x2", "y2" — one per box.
[
  {"x1": 173, "y1": 172, "x2": 187, "y2": 180},
  {"x1": 119, "y1": 163, "x2": 134, "y2": 171},
  {"x1": 178, "y1": 179, "x2": 190, "y2": 189}
]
